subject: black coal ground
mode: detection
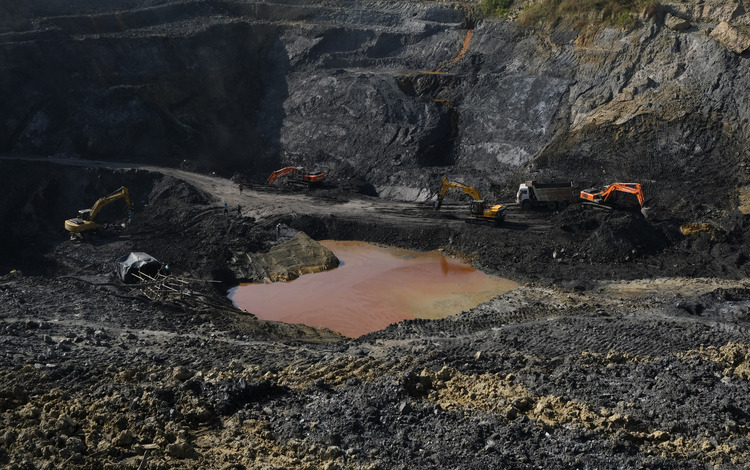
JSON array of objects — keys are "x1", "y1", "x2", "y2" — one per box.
[{"x1": 3, "y1": 165, "x2": 750, "y2": 469}]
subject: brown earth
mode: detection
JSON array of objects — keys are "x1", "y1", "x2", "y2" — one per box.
[{"x1": 3, "y1": 157, "x2": 750, "y2": 469}]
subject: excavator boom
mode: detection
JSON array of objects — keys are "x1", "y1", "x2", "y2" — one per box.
[
  {"x1": 87, "y1": 187, "x2": 132, "y2": 220},
  {"x1": 267, "y1": 166, "x2": 299, "y2": 184},
  {"x1": 438, "y1": 176, "x2": 482, "y2": 202}
]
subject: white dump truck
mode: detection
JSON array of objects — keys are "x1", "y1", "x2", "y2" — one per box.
[{"x1": 516, "y1": 181, "x2": 579, "y2": 211}]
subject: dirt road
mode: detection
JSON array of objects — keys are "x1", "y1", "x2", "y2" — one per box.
[{"x1": 2, "y1": 155, "x2": 466, "y2": 226}]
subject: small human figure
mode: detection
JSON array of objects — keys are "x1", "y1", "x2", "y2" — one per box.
[
  {"x1": 276, "y1": 223, "x2": 282, "y2": 237},
  {"x1": 237, "y1": 204, "x2": 241, "y2": 216},
  {"x1": 238, "y1": 183, "x2": 243, "y2": 194},
  {"x1": 224, "y1": 202, "x2": 228, "y2": 216}
]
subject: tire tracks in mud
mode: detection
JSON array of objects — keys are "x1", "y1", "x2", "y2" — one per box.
[
  {"x1": 232, "y1": 324, "x2": 750, "y2": 469},
  {"x1": 362, "y1": 283, "x2": 750, "y2": 364}
]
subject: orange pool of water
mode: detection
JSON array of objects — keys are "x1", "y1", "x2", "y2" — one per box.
[{"x1": 228, "y1": 240, "x2": 518, "y2": 338}]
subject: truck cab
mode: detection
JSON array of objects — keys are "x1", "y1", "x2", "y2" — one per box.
[{"x1": 516, "y1": 184, "x2": 531, "y2": 206}]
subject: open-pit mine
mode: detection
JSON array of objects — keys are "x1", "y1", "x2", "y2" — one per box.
[{"x1": 3, "y1": 0, "x2": 750, "y2": 468}]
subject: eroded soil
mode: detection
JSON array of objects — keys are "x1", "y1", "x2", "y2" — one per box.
[{"x1": 2, "y1": 158, "x2": 750, "y2": 469}]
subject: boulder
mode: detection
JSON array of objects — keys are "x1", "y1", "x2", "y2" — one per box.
[
  {"x1": 664, "y1": 13, "x2": 691, "y2": 31},
  {"x1": 243, "y1": 232, "x2": 339, "y2": 282},
  {"x1": 669, "y1": 0, "x2": 748, "y2": 24},
  {"x1": 710, "y1": 22, "x2": 750, "y2": 54}
]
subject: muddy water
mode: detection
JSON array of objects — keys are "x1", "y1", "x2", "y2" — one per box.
[{"x1": 229, "y1": 241, "x2": 518, "y2": 338}]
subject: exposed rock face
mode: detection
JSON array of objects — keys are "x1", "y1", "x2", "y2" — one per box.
[
  {"x1": 668, "y1": 0, "x2": 750, "y2": 25},
  {"x1": 1, "y1": 0, "x2": 750, "y2": 216}
]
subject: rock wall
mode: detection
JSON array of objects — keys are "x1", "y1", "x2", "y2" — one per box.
[{"x1": 2, "y1": 0, "x2": 750, "y2": 214}]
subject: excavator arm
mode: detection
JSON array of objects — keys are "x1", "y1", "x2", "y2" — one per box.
[
  {"x1": 437, "y1": 176, "x2": 482, "y2": 204},
  {"x1": 86, "y1": 187, "x2": 132, "y2": 220}
]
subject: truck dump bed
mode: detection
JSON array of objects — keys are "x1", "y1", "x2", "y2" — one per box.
[{"x1": 526, "y1": 181, "x2": 579, "y2": 202}]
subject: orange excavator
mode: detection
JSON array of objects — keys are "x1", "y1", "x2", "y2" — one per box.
[
  {"x1": 580, "y1": 183, "x2": 649, "y2": 215},
  {"x1": 267, "y1": 166, "x2": 325, "y2": 186}
]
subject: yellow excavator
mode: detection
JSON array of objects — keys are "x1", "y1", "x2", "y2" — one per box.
[
  {"x1": 435, "y1": 177, "x2": 506, "y2": 226},
  {"x1": 64, "y1": 186, "x2": 133, "y2": 239}
]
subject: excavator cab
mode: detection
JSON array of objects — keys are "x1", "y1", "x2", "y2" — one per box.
[{"x1": 469, "y1": 200, "x2": 491, "y2": 217}]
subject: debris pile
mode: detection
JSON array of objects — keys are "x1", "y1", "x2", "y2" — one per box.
[{"x1": 581, "y1": 213, "x2": 669, "y2": 262}]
